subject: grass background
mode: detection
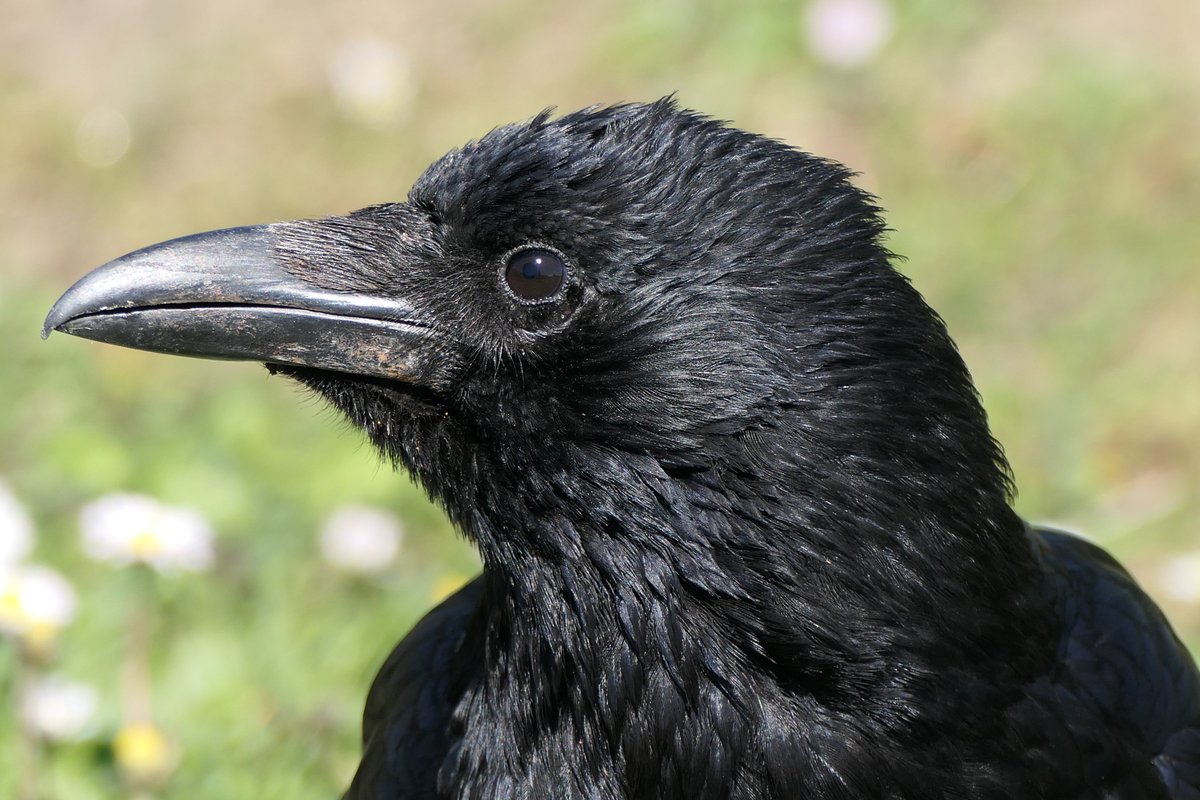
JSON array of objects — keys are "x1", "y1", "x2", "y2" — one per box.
[{"x1": 2, "y1": 0, "x2": 1198, "y2": 796}]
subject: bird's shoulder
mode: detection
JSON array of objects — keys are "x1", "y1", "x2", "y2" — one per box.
[
  {"x1": 344, "y1": 576, "x2": 485, "y2": 800},
  {"x1": 1034, "y1": 527, "x2": 1200, "y2": 796}
]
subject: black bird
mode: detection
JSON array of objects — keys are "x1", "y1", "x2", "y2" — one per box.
[{"x1": 45, "y1": 100, "x2": 1200, "y2": 799}]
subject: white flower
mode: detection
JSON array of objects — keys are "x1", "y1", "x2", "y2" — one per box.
[
  {"x1": 80, "y1": 494, "x2": 214, "y2": 573},
  {"x1": 1159, "y1": 553, "x2": 1200, "y2": 604},
  {"x1": 327, "y1": 36, "x2": 416, "y2": 126},
  {"x1": 319, "y1": 505, "x2": 403, "y2": 574},
  {"x1": 802, "y1": 0, "x2": 894, "y2": 69},
  {"x1": 0, "y1": 565, "x2": 77, "y2": 639},
  {"x1": 0, "y1": 479, "x2": 34, "y2": 566},
  {"x1": 21, "y1": 676, "x2": 99, "y2": 742},
  {"x1": 76, "y1": 107, "x2": 132, "y2": 168}
]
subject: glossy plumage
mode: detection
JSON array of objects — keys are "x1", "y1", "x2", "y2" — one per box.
[{"x1": 47, "y1": 99, "x2": 1200, "y2": 799}]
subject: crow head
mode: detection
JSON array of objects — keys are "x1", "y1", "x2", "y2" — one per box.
[{"x1": 45, "y1": 100, "x2": 1031, "y2": 611}]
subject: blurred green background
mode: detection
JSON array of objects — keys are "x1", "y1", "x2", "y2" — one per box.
[{"x1": 2, "y1": 0, "x2": 1198, "y2": 796}]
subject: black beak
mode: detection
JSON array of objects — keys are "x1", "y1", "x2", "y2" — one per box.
[{"x1": 43, "y1": 224, "x2": 437, "y2": 382}]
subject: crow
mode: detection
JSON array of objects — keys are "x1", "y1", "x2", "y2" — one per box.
[{"x1": 45, "y1": 99, "x2": 1200, "y2": 799}]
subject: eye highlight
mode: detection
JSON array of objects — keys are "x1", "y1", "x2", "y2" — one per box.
[{"x1": 503, "y1": 248, "x2": 567, "y2": 303}]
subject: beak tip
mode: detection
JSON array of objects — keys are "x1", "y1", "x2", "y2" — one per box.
[
  {"x1": 42, "y1": 312, "x2": 60, "y2": 340},
  {"x1": 42, "y1": 299, "x2": 74, "y2": 340}
]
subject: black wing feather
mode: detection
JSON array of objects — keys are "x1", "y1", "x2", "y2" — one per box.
[
  {"x1": 344, "y1": 577, "x2": 483, "y2": 800},
  {"x1": 1038, "y1": 528, "x2": 1200, "y2": 797}
]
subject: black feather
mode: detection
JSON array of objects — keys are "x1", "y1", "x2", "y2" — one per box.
[{"x1": 267, "y1": 100, "x2": 1198, "y2": 799}]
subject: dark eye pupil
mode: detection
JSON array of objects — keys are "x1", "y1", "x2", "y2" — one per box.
[{"x1": 505, "y1": 249, "x2": 566, "y2": 302}]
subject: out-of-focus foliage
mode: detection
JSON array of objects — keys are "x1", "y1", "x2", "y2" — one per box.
[{"x1": 1, "y1": 0, "x2": 1197, "y2": 796}]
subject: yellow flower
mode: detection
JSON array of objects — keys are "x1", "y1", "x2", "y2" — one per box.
[
  {"x1": 114, "y1": 722, "x2": 175, "y2": 783},
  {"x1": 430, "y1": 572, "x2": 470, "y2": 604}
]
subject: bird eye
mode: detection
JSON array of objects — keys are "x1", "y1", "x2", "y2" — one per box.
[{"x1": 504, "y1": 248, "x2": 566, "y2": 303}]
